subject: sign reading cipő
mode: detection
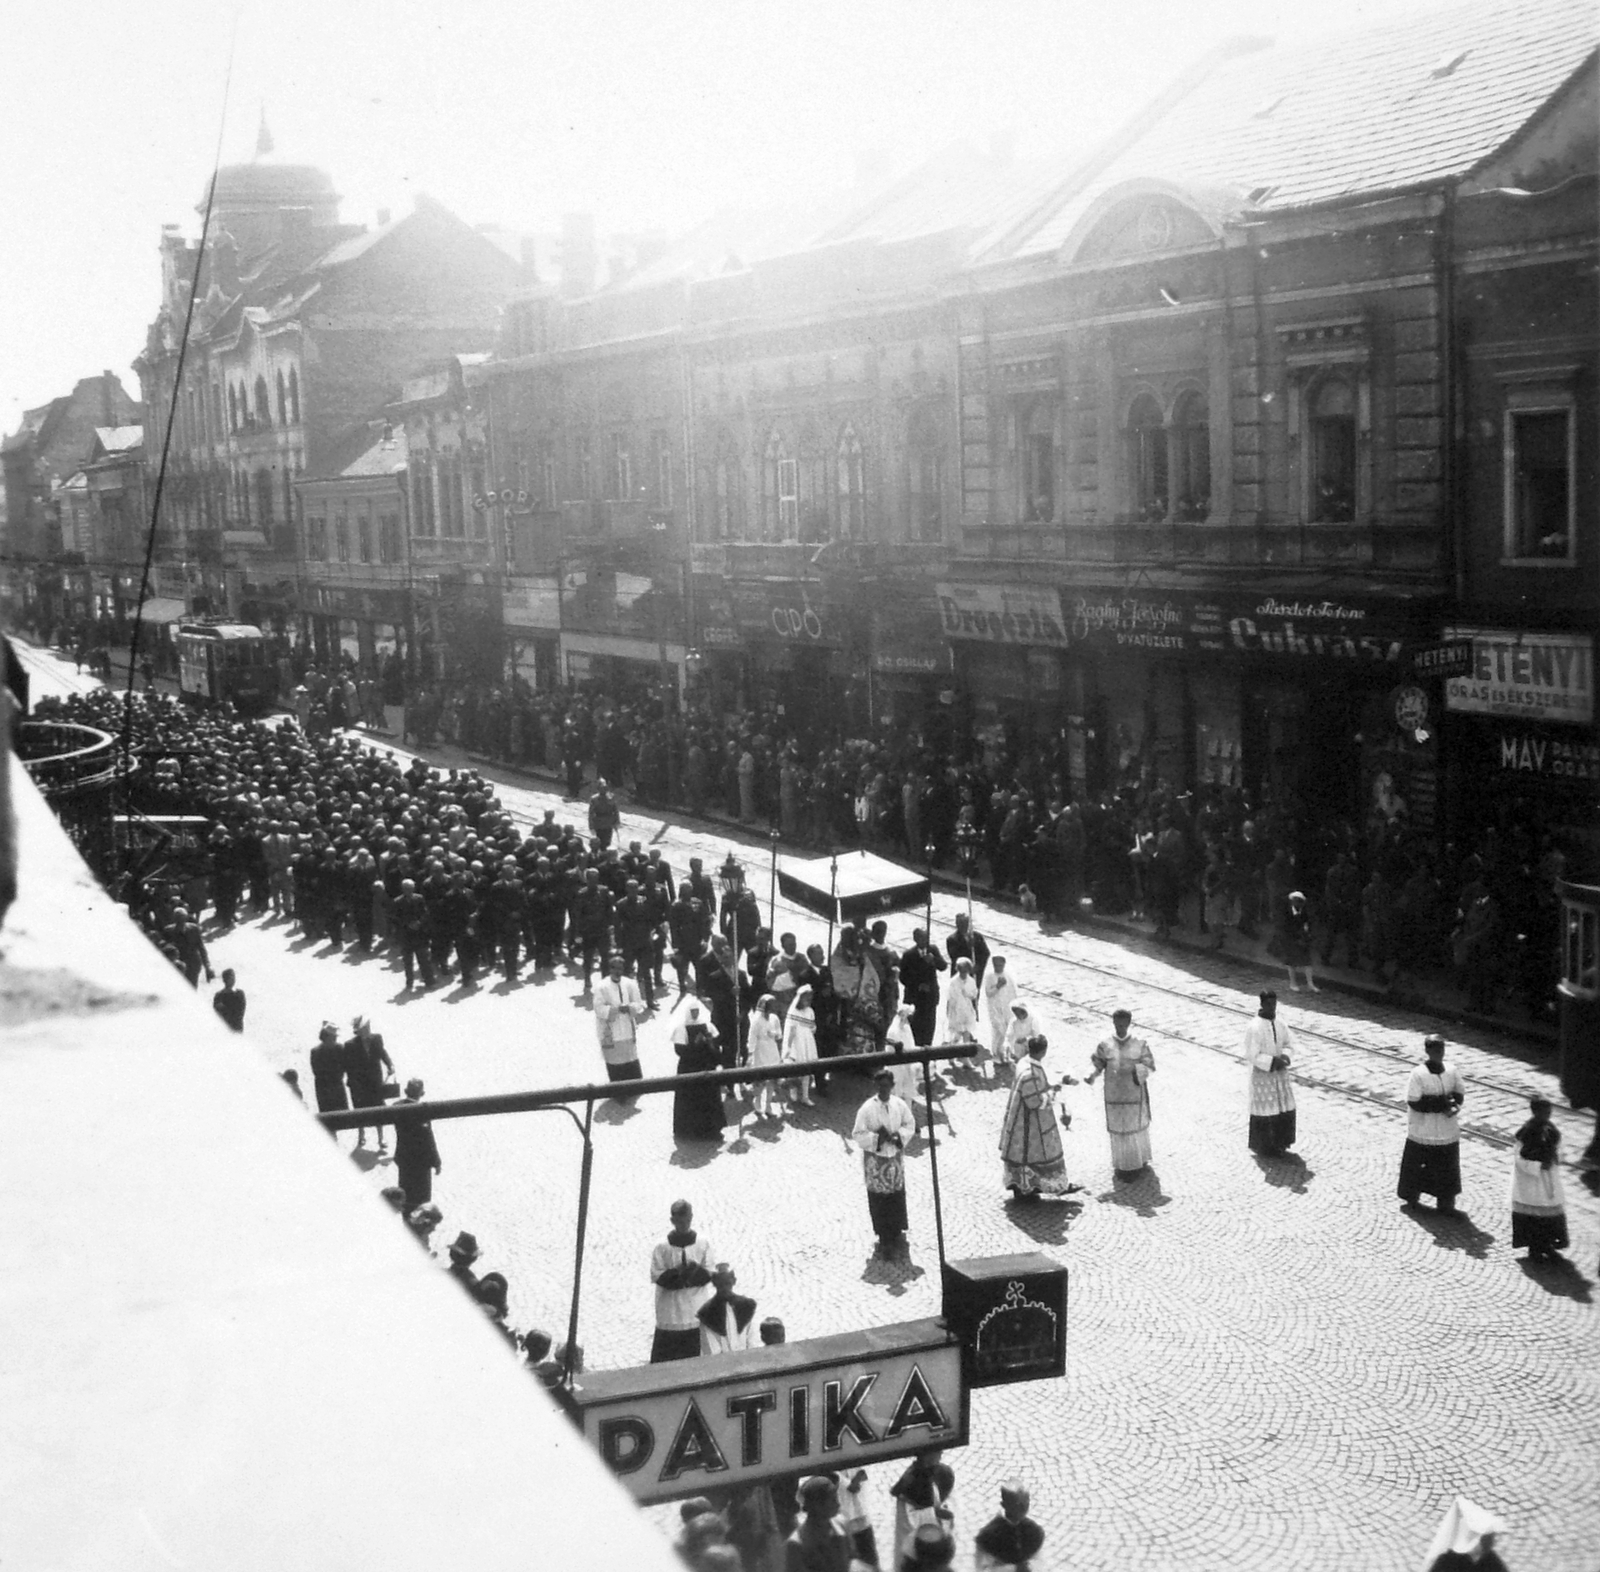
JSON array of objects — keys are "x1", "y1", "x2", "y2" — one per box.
[{"x1": 567, "y1": 1319, "x2": 966, "y2": 1504}]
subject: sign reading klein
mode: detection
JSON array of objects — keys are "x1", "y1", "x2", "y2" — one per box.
[
  {"x1": 1444, "y1": 631, "x2": 1594, "y2": 727},
  {"x1": 569, "y1": 1319, "x2": 966, "y2": 1504}
]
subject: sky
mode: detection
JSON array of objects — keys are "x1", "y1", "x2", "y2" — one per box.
[{"x1": 0, "y1": 0, "x2": 1476, "y2": 436}]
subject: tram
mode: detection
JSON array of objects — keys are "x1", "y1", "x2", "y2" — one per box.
[{"x1": 175, "y1": 622, "x2": 278, "y2": 713}]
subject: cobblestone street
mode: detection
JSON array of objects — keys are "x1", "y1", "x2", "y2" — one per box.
[{"x1": 173, "y1": 729, "x2": 1599, "y2": 1572}]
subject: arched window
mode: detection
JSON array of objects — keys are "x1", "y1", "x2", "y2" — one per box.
[
  {"x1": 281, "y1": 469, "x2": 295, "y2": 539},
  {"x1": 255, "y1": 467, "x2": 276, "y2": 529},
  {"x1": 287, "y1": 367, "x2": 301, "y2": 424},
  {"x1": 907, "y1": 409, "x2": 944, "y2": 542},
  {"x1": 762, "y1": 432, "x2": 796, "y2": 542},
  {"x1": 254, "y1": 376, "x2": 271, "y2": 428},
  {"x1": 1309, "y1": 377, "x2": 1356, "y2": 521},
  {"x1": 1020, "y1": 401, "x2": 1056, "y2": 523},
  {"x1": 277, "y1": 371, "x2": 288, "y2": 426},
  {"x1": 227, "y1": 385, "x2": 239, "y2": 433},
  {"x1": 709, "y1": 435, "x2": 743, "y2": 540},
  {"x1": 836, "y1": 424, "x2": 865, "y2": 540},
  {"x1": 1172, "y1": 391, "x2": 1210, "y2": 522},
  {"x1": 797, "y1": 426, "x2": 828, "y2": 544},
  {"x1": 410, "y1": 459, "x2": 435, "y2": 535},
  {"x1": 1127, "y1": 393, "x2": 1167, "y2": 521}
]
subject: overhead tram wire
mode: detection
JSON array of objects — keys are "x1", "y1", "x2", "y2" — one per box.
[{"x1": 118, "y1": 17, "x2": 240, "y2": 849}]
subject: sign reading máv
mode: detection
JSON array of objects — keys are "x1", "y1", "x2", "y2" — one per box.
[{"x1": 565, "y1": 1319, "x2": 966, "y2": 1504}]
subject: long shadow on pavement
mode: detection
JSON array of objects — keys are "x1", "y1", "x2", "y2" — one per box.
[
  {"x1": 1517, "y1": 1256, "x2": 1594, "y2": 1304},
  {"x1": 669, "y1": 1139, "x2": 721, "y2": 1169},
  {"x1": 1405, "y1": 1208, "x2": 1496, "y2": 1260},
  {"x1": 1253, "y1": 1153, "x2": 1316, "y2": 1194},
  {"x1": 1095, "y1": 1166, "x2": 1172, "y2": 1218},
  {"x1": 1003, "y1": 1197, "x2": 1083, "y2": 1246},
  {"x1": 860, "y1": 1249, "x2": 927, "y2": 1298}
]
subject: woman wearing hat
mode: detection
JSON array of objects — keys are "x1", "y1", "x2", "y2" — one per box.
[
  {"x1": 309, "y1": 1023, "x2": 348, "y2": 1122},
  {"x1": 1269, "y1": 889, "x2": 1319, "y2": 993}
]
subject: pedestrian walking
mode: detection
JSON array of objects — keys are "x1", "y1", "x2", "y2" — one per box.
[
  {"x1": 696, "y1": 1263, "x2": 758, "y2": 1355},
  {"x1": 1510, "y1": 1096, "x2": 1569, "y2": 1261},
  {"x1": 885, "y1": 1001, "x2": 920, "y2": 1107},
  {"x1": 343, "y1": 1017, "x2": 395, "y2": 1153},
  {"x1": 1001, "y1": 998, "x2": 1040, "y2": 1069},
  {"x1": 974, "y1": 1479, "x2": 1045, "y2": 1571},
  {"x1": 1423, "y1": 1496, "x2": 1508, "y2": 1572},
  {"x1": 1398, "y1": 1034, "x2": 1466, "y2": 1215},
  {"x1": 945, "y1": 912, "x2": 989, "y2": 982},
  {"x1": 1243, "y1": 989, "x2": 1297, "y2": 1158},
  {"x1": 1087, "y1": 1009, "x2": 1156, "y2": 1178},
  {"x1": 650, "y1": 1200, "x2": 716, "y2": 1363},
  {"x1": 1269, "y1": 890, "x2": 1320, "y2": 992},
  {"x1": 594, "y1": 953, "x2": 646, "y2": 1097},
  {"x1": 211, "y1": 967, "x2": 246, "y2": 1033},
  {"x1": 943, "y1": 956, "x2": 979, "y2": 1044},
  {"x1": 309, "y1": 1022, "x2": 348, "y2": 1118},
  {"x1": 852, "y1": 1068, "x2": 916, "y2": 1253},
  {"x1": 392, "y1": 1078, "x2": 441, "y2": 1208},
  {"x1": 781, "y1": 984, "x2": 819, "y2": 1106},
  {"x1": 670, "y1": 999, "x2": 725, "y2": 1141},
  {"x1": 748, "y1": 995, "x2": 784, "y2": 1119},
  {"x1": 982, "y1": 957, "x2": 1018, "y2": 1065},
  {"x1": 587, "y1": 778, "x2": 620, "y2": 849},
  {"x1": 998, "y1": 1035, "x2": 1082, "y2": 1202}
]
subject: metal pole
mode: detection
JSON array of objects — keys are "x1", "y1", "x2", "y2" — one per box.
[
  {"x1": 921, "y1": 1058, "x2": 948, "y2": 1274},
  {"x1": 825, "y1": 852, "x2": 838, "y2": 958},
  {"x1": 768, "y1": 829, "x2": 779, "y2": 931},
  {"x1": 563, "y1": 1096, "x2": 595, "y2": 1388}
]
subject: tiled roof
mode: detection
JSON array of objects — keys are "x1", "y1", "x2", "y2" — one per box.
[
  {"x1": 1006, "y1": 0, "x2": 1597, "y2": 260},
  {"x1": 301, "y1": 419, "x2": 407, "y2": 483},
  {"x1": 93, "y1": 426, "x2": 143, "y2": 454}
]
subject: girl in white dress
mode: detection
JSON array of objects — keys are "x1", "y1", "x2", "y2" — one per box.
[
  {"x1": 983, "y1": 956, "x2": 1019, "y2": 1062},
  {"x1": 747, "y1": 994, "x2": 784, "y2": 1119},
  {"x1": 944, "y1": 956, "x2": 980, "y2": 1043},
  {"x1": 1001, "y1": 999, "x2": 1040, "y2": 1067},
  {"x1": 781, "y1": 984, "x2": 819, "y2": 1106},
  {"x1": 885, "y1": 1000, "x2": 920, "y2": 1110}
]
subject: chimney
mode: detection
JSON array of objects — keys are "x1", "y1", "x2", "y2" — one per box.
[{"x1": 560, "y1": 212, "x2": 597, "y2": 297}]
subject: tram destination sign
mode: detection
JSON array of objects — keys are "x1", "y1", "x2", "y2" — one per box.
[{"x1": 566, "y1": 1318, "x2": 967, "y2": 1503}]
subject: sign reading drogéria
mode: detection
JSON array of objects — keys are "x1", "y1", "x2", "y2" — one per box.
[{"x1": 1445, "y1": 631, "x2": 1594, "y2": 726}]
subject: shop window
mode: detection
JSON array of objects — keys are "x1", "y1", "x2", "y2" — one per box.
[
  {"x1": 1126, "y1": 393, "x2": 1168, "y2": 521},
  {"x1": 608, "y1": 432, "x2": 632, "y2": 501},
  {"x1": 287, "y1": 367, "x2": 301, "y2": 424},
  {"x1": 357, "y1": 512, "x2": 373, "y2": 562},
  {"x1": 1505, "y1": 403, "x2": 1574, "y2": 563},
  {"x1": 1172, "y1": 391, "x2": 1210, "y2": 521},
  {"x1": 653, "y1": 431, "x2": 673, "y2": 507},
  {"x1": 908, "y1": 410, "x2": 943, "y2": 542},
  {"x1": 378, "y1": 512, "x2": 400, "y2": 563},
  {"x1": 836, "y1": 424, "x2": 865, "y2": 539},
  {"x1": 334, "y1": 512, "x2": 350, "y2": 562},
  {"x1": 1562, "y1": 896, "x2": 1598, "y2": 999},
  {"x1": 1309, "y1": 377, "x2": 1357, "y2": 521},
  {"x1": 254, "y1": 376, "x2": 272, "y2": 429},
  {"x1": 1020, "y1": 401, "x2": 1056, "y2": 523}
]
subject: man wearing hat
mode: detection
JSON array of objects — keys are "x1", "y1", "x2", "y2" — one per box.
[
  {"x1": 1399, "y1": 1035, "x2": 1467, "y2": 1214},
  {"x1": 851, "y1": 1068, "x2": 917, "y2": 1253},
  {"x1": 392, "y1": 1077, "x2": 441, "y2": 1208},
  {"x1": 446, "y1": 1231, "x2": 482, "y2": 1297},
  {"x1": 1243, "y1": 990, "x2": 1297, "y2": 1158}
]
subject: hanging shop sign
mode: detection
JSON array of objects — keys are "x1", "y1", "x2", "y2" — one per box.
[
  {"x1": 1443, "y1": 630, "x2": 1594, "y2": 727},
  {"x1": 1412, "y1": 640, "x2": 1475, "y2": 679},
  {"x1": 936, "y1": 583, "x2": 1066, "y2": 646},
  {"x1": 1061, "y1": 593, "x2": 1190, "y2": 652},
  {"x1": 567, "y1": 1319, "x2": 966, "y2": 1504},
  {"x1": 500, "y1": 577, "x2": 561, "y2": 630},
  {"x1": 872, "y1": 599, "x2": 951, "y2": 674}
]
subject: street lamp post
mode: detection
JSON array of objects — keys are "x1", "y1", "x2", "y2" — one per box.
[
  {"x1": 719, "y1": 850, "x2": 747, "y2": 1067},
  {"x1": 924, "y1": 840, "x2": 937, "y2": 939},
  {"x1": 954, "y1": 818, "x2": 980, "y2": 921}
]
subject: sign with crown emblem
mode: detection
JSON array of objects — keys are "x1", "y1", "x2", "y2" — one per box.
[{"x1": 940, "y1": 1252, "x2": 1068, "y2": 1388}]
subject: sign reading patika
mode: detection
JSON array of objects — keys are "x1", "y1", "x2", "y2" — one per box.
[
  {"x1": 567, "y1": 1319, "x2": 966, "y2": 1504},
  {"x1": 1444, "y1": 630, "x2": 1594, "y2": 726}
]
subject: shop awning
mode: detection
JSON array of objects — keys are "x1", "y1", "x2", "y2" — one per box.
[{"x1": 134, "y1": 597, "x2": 186, "y2": 624}]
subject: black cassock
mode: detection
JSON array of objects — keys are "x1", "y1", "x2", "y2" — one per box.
[
  {"x1": 673, "y1": 1022, "x2": 725, "y2": 1141},
  {"x1": 898, "y1": 945, "x2": 947, "y2": 1046}
]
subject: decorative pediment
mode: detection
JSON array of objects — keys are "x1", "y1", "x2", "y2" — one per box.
[{"x1": 1073, "y1": 195, "x2": 1219, "y2": 265}]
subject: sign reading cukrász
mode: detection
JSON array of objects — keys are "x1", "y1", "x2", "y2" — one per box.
[{"x1": 566, "y1": 1319, "x2": 967, "y2": 1504}]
